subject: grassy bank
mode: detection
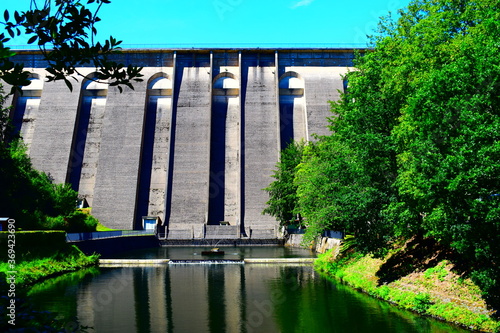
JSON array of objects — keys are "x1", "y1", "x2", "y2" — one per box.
[
  {"x1": 0, "y1": 245, "x2": 98, "y2": 286},
  {"x1": 315, "y1": 238, "x2": 500, "y2": 332},
  {"x1": 0, "y1": 231, "x2": 99, "y2": 286},
  {"x1": 0, "y1": 231, "x2": 98, "y2": 331}
]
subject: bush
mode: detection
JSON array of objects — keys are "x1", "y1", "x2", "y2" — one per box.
[
  {"x1": 413, "y1": 293, "x2": 433, "y2": 313},
  {"x1": 45, "y1": 211, "x2": 98, "y2": 233},
  {"x1": 0, "y1": 136, "x2": 99, "y2": 232},
  {"x1": 45, "y1": 215, "x2": 69, "y2": 230}
]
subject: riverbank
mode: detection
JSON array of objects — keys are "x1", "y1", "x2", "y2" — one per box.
[
  {"x1": 1, "y1": 245, "x2": 98, "y2": 286},
  {"x1": 0, "y1": 231, "x2": 99, "y2": 331},
  {"x1": 315, "y1": 237, "x2": 500, "y2": 332},
  {"x1": 0, "y1": 231, "x2": 99, "y2": 286}
]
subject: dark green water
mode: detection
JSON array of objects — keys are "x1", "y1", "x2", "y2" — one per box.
[{"x1": 27, "y1": 247, "x2": 470, "y2": 333}]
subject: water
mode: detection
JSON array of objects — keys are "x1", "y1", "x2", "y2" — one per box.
[{"x1": 27, "y1": 247, "x2": 470, "y2": 333}]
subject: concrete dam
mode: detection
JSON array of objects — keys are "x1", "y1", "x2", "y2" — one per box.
[{"x1": 8, "y1": 48, "x2": 356, "y2": 238}]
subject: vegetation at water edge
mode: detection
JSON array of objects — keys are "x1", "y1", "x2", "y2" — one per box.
[{"x1": 315, "y1": 238, "x2": 500, "y2": 332}]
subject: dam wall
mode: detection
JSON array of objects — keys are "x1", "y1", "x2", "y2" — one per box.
[{"x1": 7, "y1": 48, "x2": 356, "y2": 237}]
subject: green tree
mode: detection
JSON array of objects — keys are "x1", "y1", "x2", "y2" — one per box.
[
  {"x1": 1, "y1": 0, "x2": 143, "y2": 92},
  {"x1": 294, "y1": 34, "x2": 405, "y2": 252},
  {"x1": 294, "y1": 133, "x2": 396, "y2": 252},
  {"x1": 0, "y1": 85, "x2": 97, "y2": 231},
  {"x1": 0, "y1": 134, "x2": 85, "y2": 230},
  {"x1": 293, "y1": 0, "x2": 500, "y2": 308},
  {"x1": 263, "y1": 140, "x2": 305, "y2": 226},
  {"x1": 388, "y1": 0, "x2": 500, "y2": 306}
]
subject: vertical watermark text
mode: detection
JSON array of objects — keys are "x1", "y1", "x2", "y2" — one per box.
[{"x1": 6, "y1": 218, "x2": 17, "y2": 326}]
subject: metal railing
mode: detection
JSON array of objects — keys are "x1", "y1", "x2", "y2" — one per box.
[{"x1": 66, "y1": 230, "x2": 155, "y2": 242}]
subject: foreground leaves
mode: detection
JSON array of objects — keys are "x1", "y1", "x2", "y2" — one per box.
[{"x1": 0, "y1": 0, "x2": 143, "y2": 93}]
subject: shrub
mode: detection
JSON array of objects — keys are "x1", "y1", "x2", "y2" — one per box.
[
  {"x1": 65, "y1": 211, "x2": 98, "y2": 233},
  {"x1": 413, "y1": 293, "x2": 433, "y2": 313},
  {"x1": 45, "y1": 215, "x2": 69, "y2": 230}
]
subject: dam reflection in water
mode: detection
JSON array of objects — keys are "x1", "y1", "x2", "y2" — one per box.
[{"x1": 28, "y1": 263, "x2": 469, "y2": 333}]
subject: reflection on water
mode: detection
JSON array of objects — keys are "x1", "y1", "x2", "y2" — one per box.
[{"x1": 28, "y1": 263, "x2": 469, "y2": 333}]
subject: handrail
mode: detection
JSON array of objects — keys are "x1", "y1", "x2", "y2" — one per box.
[{"x1": 66, "y1": 230, "x2": 155, "y2": 242}]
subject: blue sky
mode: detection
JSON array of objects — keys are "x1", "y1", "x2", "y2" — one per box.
[{"x1": 6, "y1": 0, "x2": 411, "y2": 48}]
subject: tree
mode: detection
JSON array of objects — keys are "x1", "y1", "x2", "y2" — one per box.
[
  {"x1": 292, "y1": 0, "x2": 500, "y2": 307},
  {"x1": 263, "y1": 140, "x2": 305, "y2": 226},
  {"x1": 0, "y1": 87, "x2": 97, "y2": 231},
  {"x1": 295, "y1": 132, "x2": 397, "y2": 253},
  {"x1": 1, "y1": 0, "x2": 143, "y2": 92},
  {"x1": 293, "y1": 31, "x2": 405, "y2": 252},
  {"x1": 387, "y1": 0, "x2": 500, "y2": 306}
]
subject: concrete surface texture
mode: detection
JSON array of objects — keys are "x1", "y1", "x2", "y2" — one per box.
[{"x1": 8, "y1": 48, "x2": 356, "y2": 237}]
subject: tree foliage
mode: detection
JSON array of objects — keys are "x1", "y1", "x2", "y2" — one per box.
[
  {"x1": 0, "y1": 0, "x2": 143, "y2": 92},
  {"x1": 295, "y1": 135, "x2": 396, "y2": 252},
  {"x1": 264, "y1": 0, "x2": 500, "y2": 307},
  {"x1": 263, "y1": 140, "x2": 305, "y2": 226}
]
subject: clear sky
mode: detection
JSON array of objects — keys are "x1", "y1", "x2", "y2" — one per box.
[{"x1": 6, "y1": 0, "x2": 411, "y2": 48}]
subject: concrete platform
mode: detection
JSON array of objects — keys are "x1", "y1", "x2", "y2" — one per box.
[
  {"x1": 99, "y1": 259, "x2": 171, "y2": 267},
  {"x1": 98, "y1": 258, "x2": 316, "y2": 267}
]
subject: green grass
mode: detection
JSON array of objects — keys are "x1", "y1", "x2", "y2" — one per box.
[
  {"x1": 95, "y1": 222, "x2": 117, "y2": 231},
  {"x1": 0, "y1": 245, "x2": 98, "y2": 286},
  {"x1": 0, "y1": 230, "x2": 98, "y2": 331},
  {"x1": 0, "y1": 230, "x2": 99, "y2": 287},
  {"x1": 315, "y1": 249, "x2": 500, "y2": 332}
]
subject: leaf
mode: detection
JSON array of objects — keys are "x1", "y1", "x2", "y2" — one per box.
[
  {"x1": 63, "y1": 78, "x2": 73, "y2": 92},
  {"x1": 0, "y1": 46, "x2": 15, "y2": 58},
  {"x1": 14, "y1": 11, "x2": 21, "y2": 24},
  {"x1": 4, "y1": 9, "x2": 9, "y2": 22},
  {"x1": 27, "y1": 35, "x2": 38, "y2": 44}
]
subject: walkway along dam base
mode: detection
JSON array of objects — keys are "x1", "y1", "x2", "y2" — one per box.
[{"x1": 7, "y1": 48, "x2": 357, "y2": 239}]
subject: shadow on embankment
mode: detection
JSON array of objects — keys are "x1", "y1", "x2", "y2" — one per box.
[{"x1": 375, "y1": 235, "x2": 499, "y2": 318}]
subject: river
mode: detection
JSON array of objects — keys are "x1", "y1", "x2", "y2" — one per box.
[{"x1": 27, "y1": 246, "x2": 469, "y2": 332}]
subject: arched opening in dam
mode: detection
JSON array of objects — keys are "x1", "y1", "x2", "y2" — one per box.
[
  {"x1": 208, "y1": 73, "x2": 240, "y2": 226},
  {"x1": 135, "y1": 73, "x2": 173, "y2": 229},
  {"x1": 10, "y1": 74, "x2": 43, "y2": 154},
  {"x1": 67, "y1": 74, "x2": 108, "y2": 207},
  {"x1": 279, "y1": 72, "x2": 307, "y2": 149}
]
